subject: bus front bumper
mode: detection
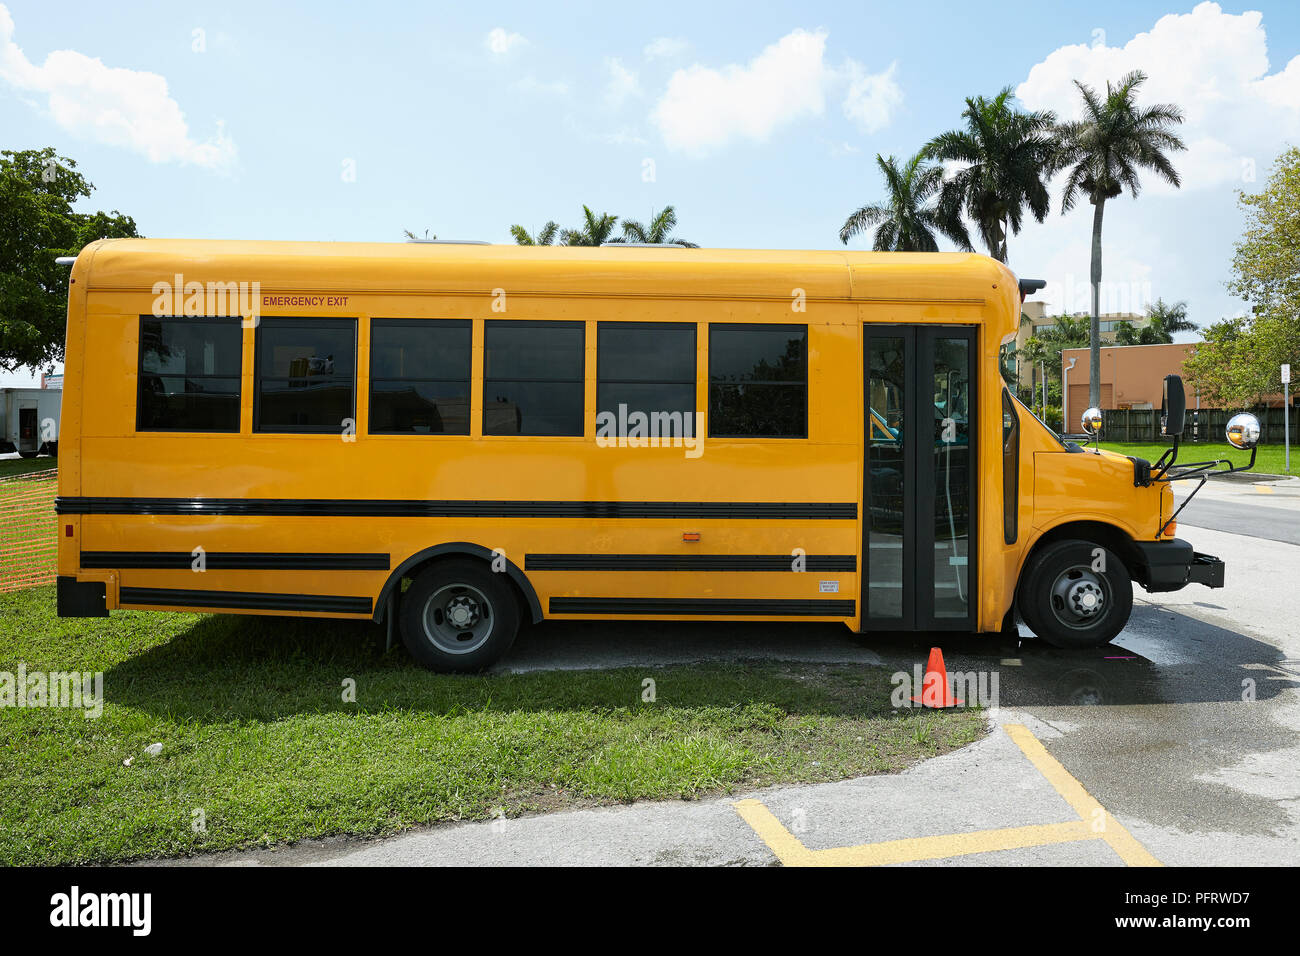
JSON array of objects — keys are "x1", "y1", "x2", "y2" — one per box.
[{"x1": 1134, "y1": 539, "x2": 1225, "y2": 592}]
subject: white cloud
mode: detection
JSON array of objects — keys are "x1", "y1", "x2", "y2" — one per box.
[
  {"x1": 0, "y1": 4, "x2": 235, "y2": 171},
  {"x1": 1006, "y1": 2, "x2": 1300, "y2": 334},
  {"x1": 651, "y1": 29, "x2": 826, "y2": 154},
  {"x1": 644, "y1": 37, "x2": 688, "y2": 60},
  {"x1": 604, "y1": 57, "x2": 640, "y2": 108},
  {"x1": 841, "y1": 60, "x2": 902, "y2": 133},
  {"x1": 1016, "y1": 2, "x2": 1300, "y2": 193},
  {"x1": 650, "y1": 29, "x2": 901, "y2": 155},
  {"x1": 486, "y1": 28, "x2": 527, "y2": 56}
]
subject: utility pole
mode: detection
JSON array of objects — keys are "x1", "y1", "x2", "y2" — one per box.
[{"x1": 1284, "y1": 364, "x2": 1292, "y2": 474}]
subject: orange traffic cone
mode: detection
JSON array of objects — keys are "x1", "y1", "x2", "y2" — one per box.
[{"x1": 911, "y1": 647, "x2": 963, "y2": 708}]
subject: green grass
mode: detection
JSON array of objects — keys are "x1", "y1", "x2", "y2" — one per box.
[
  {"x1": 0, "y1": 456, "x2": 57, "y2": 479},
  {"x1": 0, "y1": 585, "x2": 984, "y2": 865},
  {"x1": 1098, "y1": 441, "x2": 1295, "y2": 477}
]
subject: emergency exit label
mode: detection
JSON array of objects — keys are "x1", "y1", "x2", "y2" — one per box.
[{"x1": 819, "y1": 581, "x2": 840, "y2": 593}]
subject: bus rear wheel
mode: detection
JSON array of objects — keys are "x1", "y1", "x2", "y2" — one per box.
[
  {"x1": 1017, "y1": 539, "x2": 1133, "y2": 649},
  {"x1": 398, "y1": 559, "x2": 520, "y2": 672}
]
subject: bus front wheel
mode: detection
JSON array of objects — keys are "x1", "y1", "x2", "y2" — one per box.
[
  {"x1": 399, "y1": 559, "x2": 520, "y2": 672},
  {"x1": 1017, "y1": 539, "x2": 1133, "y2": 649}
]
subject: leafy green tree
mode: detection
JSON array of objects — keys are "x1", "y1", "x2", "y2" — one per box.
[
  {"x1": 923, "y1": 88, "x2": 1057, "y2": 263},
  {"x1": 1113, "y1": 319, "x2": 1142, "y2": 346},
  {"x1": 839, "y1": 151, "x2": 972, "y2": 252},
  {"x1": 616, "y1": 206, "x2": 697, "y2": 247},
  {"x1": 1055, "y1": 71, "x2": 1186, "y2": 407},
  {"x1": 1, "y1": 148, "x2": 140, "y2": 371},
  {"x1": 509, "y1": 221, "x2": 560, "y2": 245},
  {"x1": 510, "y1": 207, "x2": 621, "y2": 246},
  {"x1": 560, "y1": 206, "x2": 619, "y2": 246},
  {"x1": 1185, "y1": 147, "x2": 1300, "y2": 405}
]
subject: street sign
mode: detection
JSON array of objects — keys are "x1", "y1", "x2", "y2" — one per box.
[{"x1": 1283, "y1": 363, "x2": 1291, "y2": 384}]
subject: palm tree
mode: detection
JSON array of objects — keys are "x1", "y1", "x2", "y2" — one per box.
[
  {"x1": 923, "y1": 88, "x2": 1057, "y2": 263},
  {"x1": 839, "y1": 152, "x2": 972, "y2": 251},
  {"x1": 559, "y1": 206, "x2": 619, "y2": 246},
  {"x1": 1056, "y1": 70, "x2": 1186, "y2": 406},
  {"x1": 616, "y1": 206, "x2": 697, "y2": 247},
  {"x1": 1141, "y1": 298, "x2": 1196, "y2": 343},
  {"x1": 1025, "y1": 314, "x2": 1091, "y2": 411},
  {"x1": 510, "y1": 222, "x2": 560, "y2": 245}
]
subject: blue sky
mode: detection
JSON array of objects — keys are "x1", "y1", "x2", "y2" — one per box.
[{"x1": 3, "y1": 0, "x2": 1298, "y2": 386}]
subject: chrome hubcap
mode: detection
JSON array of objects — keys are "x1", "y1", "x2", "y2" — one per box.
[
  {"x1": 1050, "y1": 567, "x2": 1108, "y2": 628},
  {"x1": 422, "y1": 584, "x2": 493, "y2": 655}
]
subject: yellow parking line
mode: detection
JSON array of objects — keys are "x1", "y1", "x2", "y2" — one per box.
[
  {"x1": 1002, "y1": 723, "x2": 1161, "y2": 867},
  {"x1": 733, "y1": 723, "x2": 1161, "y2": 867},
  {"x1": 1255, "y1": 484, "x2": 1275, "y2": 494}
]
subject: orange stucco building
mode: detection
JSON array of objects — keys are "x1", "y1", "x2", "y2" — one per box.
[{"x1": 1060, "y1": 343, "x2": 1195, "y2": 429}]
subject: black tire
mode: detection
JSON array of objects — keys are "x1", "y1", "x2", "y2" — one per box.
[
  {"x1": 1017, "y1": 539, "x2": 1133, "y2": 649},
  {"x1": 398, "y1": 559, "x2": 519, "y2": 672}
]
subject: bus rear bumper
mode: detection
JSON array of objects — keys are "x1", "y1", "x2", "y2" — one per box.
[{"x1": 1133, "y1": 539, "x2": 1225, "y2": 592}]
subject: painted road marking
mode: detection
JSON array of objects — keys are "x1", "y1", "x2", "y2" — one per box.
[
  {"x1": 733, "y1": 722, "x2": 1161, "y2": 867},
  {"x1": 1255, "y1": 484, "x2": 1275, "y2": 494}
]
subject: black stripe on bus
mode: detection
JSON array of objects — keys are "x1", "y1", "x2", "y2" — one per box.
[
  {"x1": 82, "y1": 551, "x2": 390, "y2": 571},
  {"x1": 548, "y1": 597, "x2": 856, "y2": 616},
  {"x1": 118, "y1": 587, "x2": 372, "y2": 615},
  {"x1": 526, "y1": 554, "x2": 856, "y2": 572},
  {"x1": 55, "y1": 498, "x2": 857, "y2": 520}
]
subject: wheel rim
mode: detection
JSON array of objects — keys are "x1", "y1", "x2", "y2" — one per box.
[
  {"x1": 1048, "y1": 565, "x2": 1110, "y2": 630},
  {"x1": 421, "y1": 583, "x2": 494, "y2": 654}
]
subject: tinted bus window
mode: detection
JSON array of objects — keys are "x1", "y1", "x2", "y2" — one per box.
[
  {"x1": 708, "y1": 324, "x2": 807, "y2": 438},
  {"x1": 137, "y1": 317, "x2": 242, "y2": 432},
  {"x1": 597, "y1": 322, "x2": 695, "y2": 434},
  {"x1": 370, "y1": 319, "x2": 471, "y2": 434},
  {"x1": 484, "y1": 320, "x2": 584, "y2": 436},
  {"x1": 255, "y1": 317, "x2": 357, "y2": 433}
]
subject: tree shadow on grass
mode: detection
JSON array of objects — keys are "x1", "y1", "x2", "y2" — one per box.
[{"x1": 103, "y1": 613, "x2": 924, "y2": 725}]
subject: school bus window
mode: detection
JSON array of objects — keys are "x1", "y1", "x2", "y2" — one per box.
[
  {"x1": 137, "y1": 317, "x2": 242, "y2": 432},
  {"x1": 597, "y1": 322, "x2": 695, "y2": 433},
  {"x1": 255, "y1": 317, "x2": 357, "y2": 433},
  {"x1": 708, "y1": 323, "x2": 807, "y2": 438},
  {"x1": 483, "y1": 320, "x2": 584, "y2": 436},
  {"x1": 1002, "y1": 388, "x2": 1019, "y2": 544},
  {"x1": 370, "y1": 319, "x2": 471, "y2": 435}
]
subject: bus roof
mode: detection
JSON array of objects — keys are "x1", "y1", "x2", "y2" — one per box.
[{"x1": 75, "y1": 238, "x2": 1017, "y2": 305}]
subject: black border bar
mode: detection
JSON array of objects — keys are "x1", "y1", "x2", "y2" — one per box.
[
  {"x1": 549, "y1": 597, "x2": 855, "y2": 616},
  {"x1": 527, "y1": 554, "x2": 856, "y2": 571},
  {"x1": 82, "y1": 551, "x2": 390, "y2": 570},
  {"x1": 118, "y1": 587, "x2": 372, "y2": 615},
  {"x1": 57, "y1": 498, "x2": 857, "y2": 520}
]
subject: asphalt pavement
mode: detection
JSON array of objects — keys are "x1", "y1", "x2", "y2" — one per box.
[{"x1": 166, "y1": 478, "x2": 1300, "y2": 867}]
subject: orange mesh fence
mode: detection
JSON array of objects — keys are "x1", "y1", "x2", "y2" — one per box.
[{"x1": 0, "y1": 469, "x2": 59, "y2": 592}]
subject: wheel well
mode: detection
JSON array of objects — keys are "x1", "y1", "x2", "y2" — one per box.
[
  {"x1": 374, "y1": 543, "x2": 542, "y2": 625},
  {"x1": 1023, "y1": 521, "x2": 1142, "y2": 582}
]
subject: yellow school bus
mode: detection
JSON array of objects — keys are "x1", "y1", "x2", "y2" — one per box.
[{"x1": 53, "y1": 239, "x2": 1257, "y2": 671}]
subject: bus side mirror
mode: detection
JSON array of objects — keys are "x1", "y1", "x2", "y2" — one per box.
[{"x1": 1161, "y1": 375, "x2": 1186, "y2": 438}]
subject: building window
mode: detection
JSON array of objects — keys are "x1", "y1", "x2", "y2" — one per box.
[
  {"x1": 483, "y1": 320, "x2": 584, "y2": 436},
  {"x1": 708, "y1": 324, "x2": 807, "y2": 438},
  {"x1": 369, "y1": 319, "x2": 471, "y2": 434},
  {"x1": 137, "y1": 317, "x2": 242, "y2": 432},
  {"x1": 255, "y1": 317, "x2": 356, "y2": 433},
  {"x1": 597, "y1": 322, "x2": 695, "y2": 436}
]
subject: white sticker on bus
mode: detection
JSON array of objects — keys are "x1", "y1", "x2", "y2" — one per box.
[{"x1": 819, "y1": 581, "x2": 839, "y2": 593}]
